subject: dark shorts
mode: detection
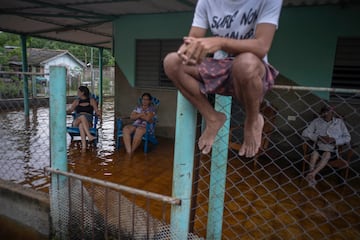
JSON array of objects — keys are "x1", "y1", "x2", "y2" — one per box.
[
  {"x1": 197, "y1": 57, "x2": 279, "y2": 98},
  {"x1": 74, "y1": 113, "x2": 93, "y2": 126}
]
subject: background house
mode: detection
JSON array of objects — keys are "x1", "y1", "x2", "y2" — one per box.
[{"x1": 9, "y1": 48, "x2": 86, "y2": 96}]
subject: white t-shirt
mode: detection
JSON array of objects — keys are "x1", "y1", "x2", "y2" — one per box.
[{"x1": 192, "y1": 0, "x2": 282, "y2": 60}]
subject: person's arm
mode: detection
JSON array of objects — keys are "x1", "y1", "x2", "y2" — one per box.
[
  {"x1": 130, "y1": 109, "x2": 154, "y2": 122},
  {"x1": 221, "y1": 23, "x2": 277, "y2": 59},
  {"x1": 141, "y1": 111, "x2": 155, "y2": 123},
  {"x1": 179, "y1": 23, "x2": 277, "y2": 65},
  {"x1": 130, "y1": 110, "x2": 140, "y2": 120},
  {"x1": 66, "y1": 99, "x2": 79, "y2": 114},
  {"x1": 90, "y1": 98, "x2": 101, "y2": 117},
  {"x1": 302, "y1": 119, "x2": 319, "y2": 142},
  {"x1": 177, "y1": 26, "x2": 207, "y2": 64},
  {"x1": 335, "y1": 120, "x2": 351, "y2": 145}
]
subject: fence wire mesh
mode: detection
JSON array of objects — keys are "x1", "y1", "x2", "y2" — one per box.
[
  {"x1": 49, "y1": 170, "x2": 201, "y2": 240},
  {"x1": 1, "y1": 72, "x2": 360, "y2": 240},
  {"x1": 0, "y1": 80, "x2": 50, "y2": 190},
  {"x1": 191, "y1": 87, "x2": 360, "y2": 239}
]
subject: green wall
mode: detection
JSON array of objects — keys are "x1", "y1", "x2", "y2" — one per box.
[
  {"x1": 114, "y1": 4, "x2": 360, "y2": 88},
  {"x1": 114, "y1": 12, "x2": 193, "y2": 86},
  {"x1": 270, "y1": 4, "x2": 360, "y2": 88}
]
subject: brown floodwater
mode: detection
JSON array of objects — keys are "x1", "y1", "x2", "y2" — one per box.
[
  {"x1": 1, "y1": 98, "x2": 360, "y2": 240},
  {"x1": 0, "y1": 97, "x2": 174, "y2": 194},
  {"x1": 0, "y1": 98, "x2": 120, "y2": 192},
  {"x1": 0, "y1": 97, "x2": 175, "y2": 239}
]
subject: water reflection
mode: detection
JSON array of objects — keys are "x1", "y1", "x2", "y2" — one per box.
[{"x1": 0, "y1": 98, "x2": 116, "y2": 192}]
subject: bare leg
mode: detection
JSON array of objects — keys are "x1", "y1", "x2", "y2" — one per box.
[
  {"x1": 79, "y1": 123, "x2": 87, "y2": 152},
  {"x1": 123, "y1": 125, "x2": 136, "y2": 154},
  {"x1": 131, "y1": 127, "x2": 147, "y2": 153},
  {"x1": 308, "y1": 151, "x2": 320, "y2": 172},
  {"x1": 306, "y1": 151, "x2": 331, "y2": 186},
  {"x1": 311, "y1": 151, "x2": 331, "y2": 177},
  {"x1": 74, "y1": 115, "x2": 95, "y2": 141},
  {"x1": 232, "y1": 53, "x2": 266, "y2": 158},
  {"x1": 164, "y1": 52, "x2": 226, "y2": 154}
]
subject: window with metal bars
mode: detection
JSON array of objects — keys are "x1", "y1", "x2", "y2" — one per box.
[
  {"x1": 135, "y1": 39, "x2": 182, "y2": 88},
  {"x1": 331, "y1": 37, "x2": 360, "y2": 101}
]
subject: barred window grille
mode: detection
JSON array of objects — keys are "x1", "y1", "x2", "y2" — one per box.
[
  {"x1": 331, "y1": 37, "x2": 360, "y2": 102},
  {"x1": 135, "y1": 39, "x2": 182, "y2": 88}
]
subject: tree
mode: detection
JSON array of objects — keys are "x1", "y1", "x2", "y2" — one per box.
[{"x1": 0, "y1": 31, "x2": 114, "y2": 67}]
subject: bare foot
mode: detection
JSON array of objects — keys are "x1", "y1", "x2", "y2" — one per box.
[
  {"x1": 306, "y1": 172, "x2": 316, "y2": 187},
  {"x1": 239, "y1": 114, "x2": 264, "y2": 158},
  {"x1": 88, "y1": 136, "x2": 95, "y2": 142},
  {"x1": 125, "y1": 152, "x2": 133, "y2": 159},
  {"x1": 198, "y1": 112, "x2": 226, "y2": 154}
]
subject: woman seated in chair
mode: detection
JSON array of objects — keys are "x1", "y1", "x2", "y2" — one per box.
[
  {"x1": 302, "y1": 106, "x2": 351, "y2": 186},
  {"x1": 67, "y1": 86, "x2": 101, "y2": 152},
  {"x1": 123, "y1": 92, "x2": 156, "y2": 155}
]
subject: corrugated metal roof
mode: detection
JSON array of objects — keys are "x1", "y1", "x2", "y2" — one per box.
[
  {"x1": 0, "y1": 0, "x2": 354, "y2": 49},
  {"x1": 9, "y1": 48, "x2": 85, "y2": 67}
]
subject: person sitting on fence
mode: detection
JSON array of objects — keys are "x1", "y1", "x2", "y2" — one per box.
[
  {"x1": 163, "y1": 0, "x2": 282, "y2": 158},
  {"x1": 301, "y1": 106, "x2": 351, "y2": 186},
  {"x1": 67, "y1": 86, "x2": 101, "y2": 152},
  {"x1": 122, "y1": 93, "x2": 156, "y2": 155}
]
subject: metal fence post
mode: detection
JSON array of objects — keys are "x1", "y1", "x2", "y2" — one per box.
[
  {"x1": 171, "y1": 92, "x2": 197, "y2": 239},
  {"x1": 20, "y1": 35, "x2": 29, "y2": 117},
  {"x1": 99, "y1": 47, "x2": 103, "y2": 109},
  {"x1": 207, "y1": 95, "x2": 232, "y2": 239},
  {"x1": 49, "y1": 66, "x2": 68, "y2": 238}
]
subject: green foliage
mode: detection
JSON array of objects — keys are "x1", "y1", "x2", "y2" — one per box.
[
  {"x1": 0, "y1": 32, "x2": 114, "y2": 67},
  {"x1": 0, "y1": 80, "x2": 23, "y2": 98},
  {"x1": 0, "y1": 32, "x2": 21, "y2": 67},
  {"x1": 0, "y1": 32, "x2": 115, "y2": 98},
  {"x1": 26, "y1": 35, "x2": 114, "y2": 66}
]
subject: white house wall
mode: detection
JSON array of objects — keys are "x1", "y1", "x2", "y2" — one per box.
[{"x1": 43, "y1": 54, "x2": 84, "y2": 82}]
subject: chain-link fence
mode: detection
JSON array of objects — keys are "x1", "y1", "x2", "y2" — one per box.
[
  {"x1": 190, "y1": 86, "x2": 360, "y2": 239},
  {"x1": 0, "y1": 71, "x2": 51, "y2": 190},
  {"x1": 48, "y1": 168, "x2": 202, "y2": 240},
  {"x1": 0, "y1": 70, "x2": 113, "y2": 190},
  {"x1": 1, "y1": 71, "x2": 359, "y2": 239}
]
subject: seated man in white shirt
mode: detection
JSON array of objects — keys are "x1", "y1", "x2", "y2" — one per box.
[{"x1": 302, "y1": 106, "x2": 351, "y2": 186}]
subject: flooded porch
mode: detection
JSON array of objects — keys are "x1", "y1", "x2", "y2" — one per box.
[{"x1": 0, "y1": 97, "x2": 359, "y2": 239}]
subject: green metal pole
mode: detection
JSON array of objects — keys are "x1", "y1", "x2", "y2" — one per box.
[
  {"x1": 20, "y1": 35, "x2": 29, "y2": 117},
  {"x1": 49, "y1": 66, "x2": 68, "y2": 238},
  {"x1": 207, "y1": 95, "x2": 232, "y2": 239},
  {"x1": 171, "y1": 92, "x2": 197, "y2": 239},
  {"x1": 98, "y1": 47, "x2": 103, "y2": 109},
  {"x1": 49, "y1": 66, "x2": 67, "y2": 171},
  {"x1": 32, "y1": 68, "x2": 36, "y2": 98}
]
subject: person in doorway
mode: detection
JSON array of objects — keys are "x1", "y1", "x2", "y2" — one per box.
[
  {"x1": 302, "y1": 106, "x2": 351, "y2": 186},
  {"x1": 67, "y1": 86, "x2": 101, "y2": 152},
  {"x1": 163, "y1": 0, "x2": 282, "y2": 158},
  {"x1": 122, "y1": 93, "x2": 156, "y2": 155}
]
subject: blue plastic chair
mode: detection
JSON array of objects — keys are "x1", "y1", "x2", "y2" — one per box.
[
  {"x1": 67, "y1": 95, "x2": 99, "y2": 146},
  {"x1": 116, "y1": 96, "x2": 159, "y2": 153}
]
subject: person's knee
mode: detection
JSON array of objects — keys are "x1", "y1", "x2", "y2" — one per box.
[
  {"x1": 311, "y1": 151, "x2": 320, "y2": 159},
  {"x1": 123, "y1": 125, "x2": 134, "y2": 135},
  {"x1": 163, "y1": 52, "x2": 181, "y2": 76},
  {"x1": 134, "y1": 128, "x2": 146, "y2": 137},
  {"x1": 322, "y1": 151, "x2": 331, "y2": 160},
  {"x1": 232, "y1": 53, "x2": 263, "y2": 81},
  {"x1": 122, "y1": 128, "x2": 130, "y2": 135}
]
